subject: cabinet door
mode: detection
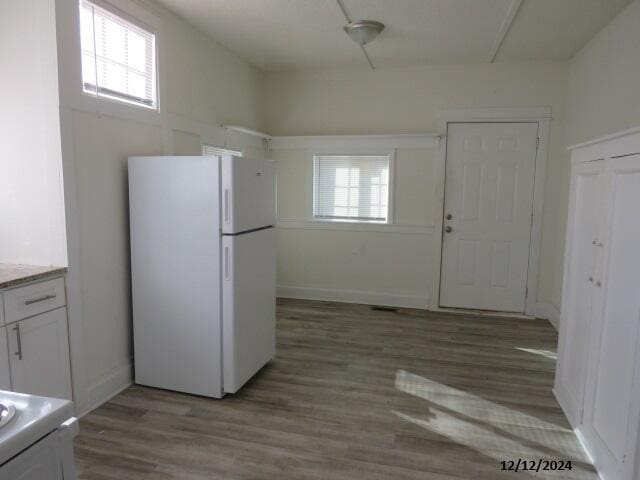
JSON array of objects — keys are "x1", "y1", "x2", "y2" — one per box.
[
  {"x1": 0, "y1": 327, "x2": 11, "y2": 390},
  {"x1": 8, "y1": 307, "x2": 72, "y2": 400},
  {"x1": 0, "y1": 432, "x2": 62, "y2": 480},
  {"x1": 581, "y1": 155, "x2": 640, "y2": 480},
  {"x1": 555, "y1": 160, "x2": 605, "y2": 425}
]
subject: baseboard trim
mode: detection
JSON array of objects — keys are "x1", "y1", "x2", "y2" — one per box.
[
  {"x1": 277, "y1": 284, "x2": 429, "y2": 309},
  {"x1": 81, "y1": 361, "x2": 133, "y2": 417},
  {"x1": 535, "y1": 302, "x2": 561, "y2": 331}
]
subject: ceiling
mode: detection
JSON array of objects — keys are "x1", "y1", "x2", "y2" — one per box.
[{"x1": 156, "y1": 0, "x2": 632, "y2": 72}]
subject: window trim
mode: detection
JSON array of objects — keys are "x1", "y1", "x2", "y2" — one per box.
[
  {"x1": 309, "y1": 148, "x2": 395, "y2": 225},
  {"x1": 78, "y1": 0, "x2": 160, "y2": 111},
  {"x1": 202, "y1": 144, "x2": 243, "y2": 157}
]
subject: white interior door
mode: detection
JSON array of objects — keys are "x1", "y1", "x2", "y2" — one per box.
[
  {"x1": 581, "y1": 155, "x2": 640, "y2": 480},
  {"x1": 440, "y1": 122, "x2": 538, "y2": 312}
]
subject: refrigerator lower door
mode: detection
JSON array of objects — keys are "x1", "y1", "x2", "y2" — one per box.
[{"x1": 222, "y1": 227, "x2": 276, "y2": 393}]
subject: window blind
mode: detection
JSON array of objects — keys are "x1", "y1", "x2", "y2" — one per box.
[
  {"x1": 79, "y1": 0, "x2": 157, "y2": 108},
  {"x1": 202, "y1": 145, "x2": 243, "y2": 157},
  {"x1": 313, "y1": 155, "x2": 390, "y2": 222}
]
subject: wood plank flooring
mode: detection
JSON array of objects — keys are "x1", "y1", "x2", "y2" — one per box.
[{"x1": 75, "y1": 299, "x2": 596, "y2": 480}]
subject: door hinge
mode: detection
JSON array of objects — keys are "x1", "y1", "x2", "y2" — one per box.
[
  {"x1": 525, "y1": 287, "x2": 529, "y2": 300},
  {"x1": 536, "y1": 137, "x2": 540, "y2": 150}
]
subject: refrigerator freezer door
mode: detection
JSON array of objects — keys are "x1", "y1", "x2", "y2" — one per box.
[
  {"x1": 222, "y1": 227, "x2": 276, "y2": 393},
  {"x1": 221, "y1": 156, "x2": 276, "y2": 234}
]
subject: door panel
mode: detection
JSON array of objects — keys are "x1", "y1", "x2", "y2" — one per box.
[
  {"x1": 556, "y1": 161, "x2": 604, "y2": 423},
  {"x1": 221, "y1": 156, "x2": 276, "y2": 234},
  {"x1": 582, "y1": 156, "x2": 640, "y2": 480},
  {"x1": 440, "y1": 123, "x2": 538, "y2": 312},
  {"x1": 222, "y1": 227, "x2": 276, "y2": 393},
  {"x1": 8, "y1": 308, "x2": 72, "y2": 400}
]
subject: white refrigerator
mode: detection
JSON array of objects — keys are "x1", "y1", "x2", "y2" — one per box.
[{"x1": 128, "y1": 155, "x2": 276, "y2": 398}]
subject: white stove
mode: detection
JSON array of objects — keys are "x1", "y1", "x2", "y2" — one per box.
[{"x1": 0, "y1": 390, "x2": 78, "y2": 479}]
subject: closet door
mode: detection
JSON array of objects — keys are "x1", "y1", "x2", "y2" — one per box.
[
  {"x1": 555, "y1": 160, "x2": 604, "y2": 425},
  {"x1": 581, "y1": 155, "x2": 640, "y2": 480}
]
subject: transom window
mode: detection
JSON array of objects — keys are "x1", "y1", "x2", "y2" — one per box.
[
  {"x1": 79, "y1": 0, "x2": 157, "y2": 108},
  {"x1": 313, "y1": 154, "x2": 391, "y2": 223},
  {"x1": 202, "y1": 145, "x2": 243, "y2": 157}
]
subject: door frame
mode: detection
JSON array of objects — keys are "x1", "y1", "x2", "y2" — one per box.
[{"x1": 431, "y1": 107, "x2": 552, "y2": 316}]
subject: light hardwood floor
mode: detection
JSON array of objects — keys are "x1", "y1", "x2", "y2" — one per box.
[{"x1": 75, "y1": 299, "x2": 596, "y2": 480}]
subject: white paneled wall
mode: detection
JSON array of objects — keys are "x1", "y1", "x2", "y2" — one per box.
[{"x1": 54, "y1": 0, "x2": 265, "y2": 414}]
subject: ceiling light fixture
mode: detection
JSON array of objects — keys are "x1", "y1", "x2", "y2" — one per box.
[
  {"x1": 335, "y1": 0, "x2": 383, "y2": 70},
  {"x1": 343, "y1": 20, "x2": 385, "y2": 46}
]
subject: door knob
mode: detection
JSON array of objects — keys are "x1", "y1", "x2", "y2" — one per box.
[
  {"x1": 446, "y1": 214, "x2": 452, "y2": 220},
  {"x1": 445, "y1": 226, "x2": 452, "y2": 233}
]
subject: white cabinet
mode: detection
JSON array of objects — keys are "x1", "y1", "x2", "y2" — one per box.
[
  {"x1": 555, "y1": 160, "x2": 605, "y2": 425},
  {"x1": 556, "y1": 129, "x2": 640, "y2": 480},
  {"x1": 7, "y1": 308, "x2": 72, "y2": 400},
  {"x1": 0, "y1": 327, "x2": 11, "y2": 390},
  {"x1": 0, "y1": 276, "x2": 72, "y2": 401}
]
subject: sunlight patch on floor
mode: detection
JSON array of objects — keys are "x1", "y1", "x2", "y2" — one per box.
[
  {"x1": 516, "y1": 348, "x2": 558, "y2": 361},
  {"x1": 393, "y1": 370, "x2": 595, "y2": 478}
]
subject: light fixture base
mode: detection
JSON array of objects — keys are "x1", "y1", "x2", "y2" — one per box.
[{"x1": 343, "y1": 20, "x2": 385, "y2": 46}]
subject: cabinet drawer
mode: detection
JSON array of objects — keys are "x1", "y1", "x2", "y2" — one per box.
[{"x1": 3, "y1": 278, "x2": 66, "y2": 324}]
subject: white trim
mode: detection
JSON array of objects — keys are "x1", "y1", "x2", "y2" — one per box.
[
  {"x1": 277, "y1": 284, "x2": 429, "y2": 309},
  {"x1": 438, "y1": 107, "x2": 553, "y2": 122},
  {"x1": 430, "y1": 305, "x2": 535, "y2": 320},
  {"x1": 222, "y1": 124, "x2": 271, "y2": 140},
  {"x1": 278, "y1": 286, "x2": 544, "y2": 320},
  {"x1": 269, "y1": 134, "x2": 440, "y2": 150},
  {"x1": 525, "y1": 118, "x2": 550, "y2": 315},
  {"x1": 81, "y1": 361, "x2": 133, "y2": 416},
  {"x1": 569, "y1": 125, "x2": 640, "y2": 151},
  {"x1": 569, "y1": 126, "x2": 640, "y2": 163},
  {"x1": 431, "y1": 107, "x2": 551, "y2": 316},
  {"x1": 488, "y1": 0, "x2": 523, "y2": 63},
  {"x1": 277, "y1": 219, "x2": 434, "y2": 235},
  {"x1": 58, "y1": 106, "x2": 89, "y2": 415},
  {"x1": 535, "y1": 302, "x2": 561, "y2": 331}
]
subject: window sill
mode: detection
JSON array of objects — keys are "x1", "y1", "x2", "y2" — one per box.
[{"x1": 277, "y1": 219, "x2": 434, "y2": 235}]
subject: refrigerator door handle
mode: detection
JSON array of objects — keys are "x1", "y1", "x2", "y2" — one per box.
[
  {"x1": 224, "y1": 245, "x2": 230, "y2": 280},
  {"x1": 224, "y1": 189, "x2": 230, "y2": 224}
]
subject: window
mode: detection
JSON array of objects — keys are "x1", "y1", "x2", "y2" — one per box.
[
  {"x1": 202, "y1": 145, "x2": 243, "y2": 157},
  {"x1": 313, "y1": 154, "x2": 391, "y2": 223},
  {"x1": 79, "y1": 0, "x2": 157, "y2": 108}
]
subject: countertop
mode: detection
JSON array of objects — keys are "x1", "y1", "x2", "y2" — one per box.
[
  {"x1": 0, "y1": 264, "x2": 67, "y2": 290},
  {"x1": 0, "y1": 390, "x2": 75, "y2": 465}
]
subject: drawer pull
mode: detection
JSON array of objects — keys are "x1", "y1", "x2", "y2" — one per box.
[
  {"x1": 13, "y1": 324, "x2": 22, "y2": 360},
  {"x1": 24, "y1": 294, "x2": 57, "y2": 306}
]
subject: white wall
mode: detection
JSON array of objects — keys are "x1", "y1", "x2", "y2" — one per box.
[
  {"x1": 0, "y1": 0, "x2": 67, "y2": 266},
  {"x1": 274, "y1": 146, "x2": 436, "y2": 307},
  {"x1": 566, "y1": 0, "x2": 640, "y2": 146},
  {"x1": 264, "y1": 62, "x2": 568, "y2": 309},
  {"x1": 54, "y1": 0, "x2": 265, "y2": 413},
  {"x1": 548, "y1": 0, "x2": 640, "y2": 312}
]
